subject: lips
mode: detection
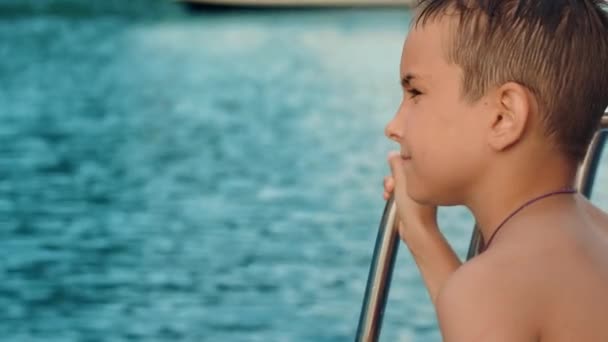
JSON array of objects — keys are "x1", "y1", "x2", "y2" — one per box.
[{"x1": 389, "y1": 150, "x2": 411, "y2": 162}]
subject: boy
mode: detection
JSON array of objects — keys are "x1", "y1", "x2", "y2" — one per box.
[{"x1": 382, "y1": 0, "x2": 608, "y2": 340}]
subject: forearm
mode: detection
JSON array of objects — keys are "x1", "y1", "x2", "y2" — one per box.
[{"x1": 402, "y1": 225, "x2": 462, "y2": 306}]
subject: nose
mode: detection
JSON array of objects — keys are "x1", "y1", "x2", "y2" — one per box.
[{"x1": 385, "y1": 104, "x2": 405, "y2": 143}]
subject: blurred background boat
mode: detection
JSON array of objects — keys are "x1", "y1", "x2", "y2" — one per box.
[{"x1": 178, "y1": 0, "x2": 416, "y2": 9}]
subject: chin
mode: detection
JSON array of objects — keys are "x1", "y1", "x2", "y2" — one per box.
[
  {"x1": 408, "y1": 183, "x2": 461, "y2": 206},
  {"x1": 407, "y1": 184, "x2": 438, "y2": 206}
]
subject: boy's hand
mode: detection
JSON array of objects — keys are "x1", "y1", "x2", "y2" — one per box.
[
  {"x1": 385, "y1": 151, "x2": 439, "y2": 240},
  {"x1": 384, "y1": 152, "x2": 460, "y2": 305}
]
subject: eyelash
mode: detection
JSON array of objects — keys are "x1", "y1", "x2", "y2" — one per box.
[{"x1": 406, "y1": 87, "x2": 422, "y2": 99}]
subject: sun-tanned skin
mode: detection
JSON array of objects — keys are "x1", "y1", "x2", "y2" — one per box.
[{"x1": 382, "y1": 14, "x2": 608, "y2": 342}]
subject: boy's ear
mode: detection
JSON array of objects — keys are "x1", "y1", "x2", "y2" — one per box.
[{"x1": 487, "y1": 82, "x2": 531, "y2": 152}]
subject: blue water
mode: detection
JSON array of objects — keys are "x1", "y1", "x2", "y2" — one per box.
[{"x1": 1, "y1": 1, "x2": 607, "y2": 341}]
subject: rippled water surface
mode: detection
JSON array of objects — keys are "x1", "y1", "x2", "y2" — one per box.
[{"x1": 1, "y1": 1, "x2": 607, "y2": 341}]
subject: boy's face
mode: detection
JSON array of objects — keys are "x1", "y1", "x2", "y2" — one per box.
[{"x1": 386, "y1": 18, "x2": 491, "y2": 205}]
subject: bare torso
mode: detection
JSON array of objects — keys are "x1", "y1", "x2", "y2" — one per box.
[{"x1": 465, "y1": 195, "x2": 608, "y2": 342}]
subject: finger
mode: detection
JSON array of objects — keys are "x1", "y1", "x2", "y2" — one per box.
[
  {"x1": 387, "y1": 151, "x2": 408, "y2": 200},
  {"x1": 385, "y1": 176, "x2": 395, "y2": 193}
]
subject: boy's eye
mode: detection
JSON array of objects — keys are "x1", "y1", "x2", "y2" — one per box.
[{"x1": 406, "y1": 87, "x2": 422, "y2": 98}]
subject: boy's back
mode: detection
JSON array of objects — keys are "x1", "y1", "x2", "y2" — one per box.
[
  {"x1": 437, "y1": 197, "x2": 608, "y2": 341},
  {"x1": 532, "y1": 198, "x2": 608, "y2": 341}
]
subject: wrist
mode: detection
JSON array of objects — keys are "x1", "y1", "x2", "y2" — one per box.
[
  {"x1": 401, "y1": 221, "x2": 442, "y2": 251},
  {"x1": 402, "y1": 218, "x2": 440, "y2": 237}
]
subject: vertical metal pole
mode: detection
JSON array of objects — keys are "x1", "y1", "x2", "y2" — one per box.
[
  {"x1": 575, "y1": 115, "x2": 608, "y2": 198},
  {"x1": 355, "y1": 196, "x2": 399, "y2": 342}
]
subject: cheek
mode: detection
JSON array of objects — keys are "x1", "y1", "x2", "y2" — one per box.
[
  {"x1": 402, "y1": 106, "x2": 430, "y2": 146},
  {"x1": 405, "y1": 128, "x2": 485, "y2": 204},
  {"x1": 406, "y1": 151, "x2": 474, "y2": 205}
]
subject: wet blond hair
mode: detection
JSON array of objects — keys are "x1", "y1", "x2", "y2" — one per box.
[{"x1": 415, "y1": 0, "x2": 608, "y2": 161}]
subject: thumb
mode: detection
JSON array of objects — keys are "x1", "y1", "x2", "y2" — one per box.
[
  {"x1": 387, "y1": 151, "x2": 438, "y2": 230},
  {"x1": 387, "y1": 150, "x2": 409, "y2": 203}
]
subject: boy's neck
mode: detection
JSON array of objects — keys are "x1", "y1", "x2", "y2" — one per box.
[{"x1": 465, "y1": 150, "x2": 578, "y2": 248}]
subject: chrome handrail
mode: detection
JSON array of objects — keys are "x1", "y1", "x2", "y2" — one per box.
[
  {"x1": 576, "y1": 115, "x2": 608, "y2": 197},
  {"x1": 355, "y1": 196, "x2": 399, "y2": 342},
  {"x1": 356, "y1": 112, "x2": 608, "y2": 341}
]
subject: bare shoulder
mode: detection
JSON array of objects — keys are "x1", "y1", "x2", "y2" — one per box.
[
  {"x1": 534, "y1": 197, "x2": 608, "y2": 341},
  {"x1": 436, "y1": 253, "x2": 541, "y2": 342},
  {"x1": 559, "y1": 197, "x2": 608, "y2": 275},
  {"x1": 582, "y1": 197, "x2": 608, "y2": 233},
  {"x1": 436, "y1": 198, "x2": 608, "y2": 342}
]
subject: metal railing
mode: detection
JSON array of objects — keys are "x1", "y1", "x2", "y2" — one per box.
[{"x1": 355, "y1": 112, "x2": 608, "y2": 342}]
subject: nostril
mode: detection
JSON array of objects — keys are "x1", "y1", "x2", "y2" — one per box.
[{"x1": 385, "y1": 122, "x2": 401, "y2": 142}]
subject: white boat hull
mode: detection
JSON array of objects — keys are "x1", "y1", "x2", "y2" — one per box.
[{"x1": 178, "y1": 0, "x2": 414, "y2": 8}]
